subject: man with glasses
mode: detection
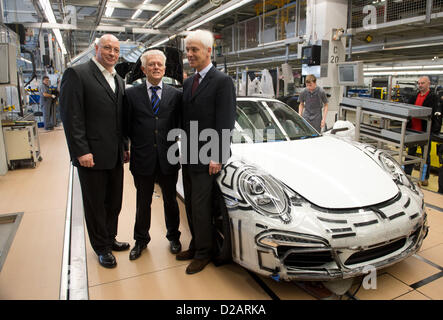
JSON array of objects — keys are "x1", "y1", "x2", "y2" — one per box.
[
  {"x1": 123, "y1": 50, "x2": 182, "y2": 261},
  {"x1": 404, "y1": 76, "x2": 442, "y2": 186},
  {"x1": 60, "y1": 34, "x2": 130, "y2": 268}
]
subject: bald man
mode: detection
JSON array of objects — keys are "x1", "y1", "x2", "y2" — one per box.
[
  {"x1": 404, "y1": 76, "x2": 442, "y2": 186},
  {"x1": 60, "y1": 34, "x2": 130, "y2": 268}
]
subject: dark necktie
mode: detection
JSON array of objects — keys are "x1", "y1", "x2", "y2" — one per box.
[
  {"x1": 150, "y1": 86, "x2": 160, "y2": 114},
  {"x1": 192, "y1": 73, "x2": 200, "y2": 96}
]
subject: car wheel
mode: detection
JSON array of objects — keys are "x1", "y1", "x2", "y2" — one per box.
[{"x1": 212, "y1": 185, "x2": 232, "y2": 266}]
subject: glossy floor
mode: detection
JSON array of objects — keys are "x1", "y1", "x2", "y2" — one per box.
[{"x1": 0, "y1": 128, "x2": 442, "y2": 300}]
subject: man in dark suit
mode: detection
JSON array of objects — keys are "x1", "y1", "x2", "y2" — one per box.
[
  {"x1": 123, "y1": 49, "x2": 182, "y2": 260},
  {"x1": 177, "y1": 29, "x2": 236, "y2": 274},
  {"x1": 60, "y1": 34, "x2": 130, "y2": 269}
]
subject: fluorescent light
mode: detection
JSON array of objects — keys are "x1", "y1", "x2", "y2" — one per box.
[
  {"x1": 20, "y1": 57, "x2": 32, "y2": 64},
  {"x1": 156, "y1": 0, "x2": 198, "y2": 27},
  {"x1": 149, "y1": 37, "x2": 170, "y2": 48},
  {"x1": 105, "y1": 7, "x2": 114, "y2": 17},
  {"x1": 132, "y1": 0, "x2": 151, "y2": 19},
  {"x1": 105, "y1": 0, "x2": 120, "y2": 17},
  {"x1": 364, "y1": 70, "x2": 443, "y2": 76},
  {"x1": 423, "y1": 65, "x2": 443, "y2": 69},
  {"x1": 39, "y1": 0, "x2": 67, "y2": 55},
  {"x1": 187, "y1": 0, "x2": 254, "y2": 31},
  {"x1": 131, "y1": 9, "x2": 142, "y2": 19},
  {"x1": 365, "y1": 65, "x2": 443, "y2": 72}
]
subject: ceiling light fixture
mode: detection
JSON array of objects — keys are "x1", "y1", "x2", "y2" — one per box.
[
  {"x1": 364, "y1": 70, "x2": 443, "y2": 76},
  {"x1": 38, "y1": 0, "x2": 67, "y2": 55},
  {"x1": 155, "y1": 0, "x2": 198, "y2": 28},
  {"x1": 149, "y1": 37, "x2": 170, "y2": 48},
  {"x1": 105, "y1": 7, "x2": 114, "y2": 17},
  {"x1": 187, "y1": 0, "x2": 254, "y2": 31},
  {"x1": 364, "y1": 65, "x2": 443, "y2": 71},
  {"x1": 132, "y1": 0, "x2": 151, "y2": 19}
]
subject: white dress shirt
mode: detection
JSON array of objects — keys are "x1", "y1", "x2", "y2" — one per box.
[
  {"x1": 146, "y1": 80, "x2": 163, "y2": 100},
  {"x1": 92, "y1": 57, "x2": 117, "y2": 92}
]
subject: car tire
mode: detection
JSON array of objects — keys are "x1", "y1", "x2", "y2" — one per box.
[{"x1": 212, "y1": 185, "x2": 232, "y2": 266}]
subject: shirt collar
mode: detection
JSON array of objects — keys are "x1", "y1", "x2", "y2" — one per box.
[
  {"x1": 146, "y1": 80, "x2": 163, "y2": 90},
  {"x1": 419, "y1": 89, "x2": 430, "y2": 96},
  {"x1": 92, "y1": 57, "x2": 116, "y2": 77},
  {"x1": 197, "y1": 63, "x2": 213, "y2": 79}
]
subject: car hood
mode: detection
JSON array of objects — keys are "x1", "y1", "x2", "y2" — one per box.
[{"x1": 230, "y1": 136, "x2": 399, "y2": 209}]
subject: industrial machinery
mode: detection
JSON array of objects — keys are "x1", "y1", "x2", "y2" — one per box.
[
  {"x1": 1, "y1": 25, "x2": 42, "y2": 172},
  {"x1": 2, "y1": 120, "x2": 42, "y2": 169}
]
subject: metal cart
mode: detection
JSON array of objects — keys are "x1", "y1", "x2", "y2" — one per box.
[{"x1": 2, "y1": 120, "x2": 42, "y2": 169}]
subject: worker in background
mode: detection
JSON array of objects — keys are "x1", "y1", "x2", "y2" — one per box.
[
  {"x1": 438, "y1": 94, "x2": 443, "y2": 194},
  {"x1": 438, "y1": 143, "x2": 443, "y2": 194},
  {"x1": 297, "y1": 74, "x2": 329, "y2": 132},
  {"x1": 55, "y1": 77, "x2": 62, "y2": 127},
  {"x1": 123, "y1": 49, "x2": 182, "y2": 261},
  {"x1": 59, "y1": 34, "x2": 130, "y2": 269},
  {"x1": 39, "y1": 75, "x2": 56, "y2": 131},
  {"x1": 404, "y1": 76, "x2": 442, "y2": 186}
]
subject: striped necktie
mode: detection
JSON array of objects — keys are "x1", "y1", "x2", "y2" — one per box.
[{"x1": 150, "y1": 86, "x2": 160, "y2": 114}]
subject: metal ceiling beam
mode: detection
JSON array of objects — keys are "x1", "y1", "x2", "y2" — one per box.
[
  {"x1": 22, "y1": 22, "x2": 173, "y2": 36},
  {"x1": 65, "y1": 0, "x2": 162, "y2": 11},
  {"x1": 105, "y1": 1, "x2": 162, "y2": 11},
  {"x1": 23, "y1": 22, "x2": 77, "y2": 29},
  {"x1": 89, "y1": 0, "x2": 107, "y2": 43}
]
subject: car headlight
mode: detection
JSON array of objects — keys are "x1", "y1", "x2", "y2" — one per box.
[
  {"x1": 378, "y1": 152, "x2": 417, "y2": 191},
  {"x1": 238, "y1": 166, "x2": 292, "y2": 223}
]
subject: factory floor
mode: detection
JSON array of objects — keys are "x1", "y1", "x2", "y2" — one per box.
[{"x1": 0, "y1": 127, "x2": 443, "y2": 300}]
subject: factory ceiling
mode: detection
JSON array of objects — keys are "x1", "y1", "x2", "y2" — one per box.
[{"x1": 2, "y1": 0, "x2": 443, "y2": 69}]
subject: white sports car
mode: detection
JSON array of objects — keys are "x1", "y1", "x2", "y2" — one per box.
[{"x1": 178, "y1": 97, "x2": 428, "y2": 282}]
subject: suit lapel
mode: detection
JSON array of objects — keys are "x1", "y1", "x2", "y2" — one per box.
[
  {"x1": 158, "y1": 84, "x2": 172, "y2": 116},
  {"x1": 138, "y1": 82, "x2": 154, "y2": 115},
  {"x1": 191, "y1": 66, "x2": 215, "y2": 101},
  {"x1": 89, "y1": 60, "x2": 117, "y2": 102},
  {"x1": 184, "y1": 77, "x2": 193, "y2": 102}
]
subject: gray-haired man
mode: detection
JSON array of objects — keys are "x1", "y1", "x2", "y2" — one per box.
[{"x1": 123, "y1": 49, "x2": 183, "y2": 260}]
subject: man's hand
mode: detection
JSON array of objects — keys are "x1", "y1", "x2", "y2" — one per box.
[
  {"x1": 124, "y1": 151, "x2": 130, "y2": 163},
  {"x1": 209, "y1": 160, "x2": 222, "y2": 175},
  {"x1": 321, "y1": 119, "x2": 326, "y2": 128},
  {"x1": 78, "y1": 153, "x2": 95, "y2": 167}
]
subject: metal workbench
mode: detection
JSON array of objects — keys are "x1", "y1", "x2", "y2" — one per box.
[{"x1": 339, "y1": 97, "x2": 432, "y2": 182}]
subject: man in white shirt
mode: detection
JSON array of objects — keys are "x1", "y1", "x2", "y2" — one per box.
[{"x1": 60, "y1": 34, "x2": 130, "y2": 269}]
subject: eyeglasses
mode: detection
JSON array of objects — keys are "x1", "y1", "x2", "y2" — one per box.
[
  {"x1": 147, "y1": 62, "x2": 165, "y2": 68},
  {"x1": 100, "y1": 45, "x2": 120, "y2": 54}
]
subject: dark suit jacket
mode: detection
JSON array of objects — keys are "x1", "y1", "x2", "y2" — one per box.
[
  {"x1": 124, "y1": 82, "x2": 182, "y2": 175},
  {"x1": 408, "y1": 91, "x2": 442, "y2": 134},
  {"x1": 182, "y1": 66, "x2": 236, "y2": 172},
  {"x1": 60, "y1": 59, "x2": 128, "y2": 169}
]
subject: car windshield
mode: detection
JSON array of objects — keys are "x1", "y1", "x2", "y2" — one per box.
[{"x1": 233, "y1": 99, "x2": 319, "y2": 143}]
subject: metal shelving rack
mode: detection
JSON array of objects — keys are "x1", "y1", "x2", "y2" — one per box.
[{"x1": 339, "y1": 97, "x2": 433, "y2": 182}]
